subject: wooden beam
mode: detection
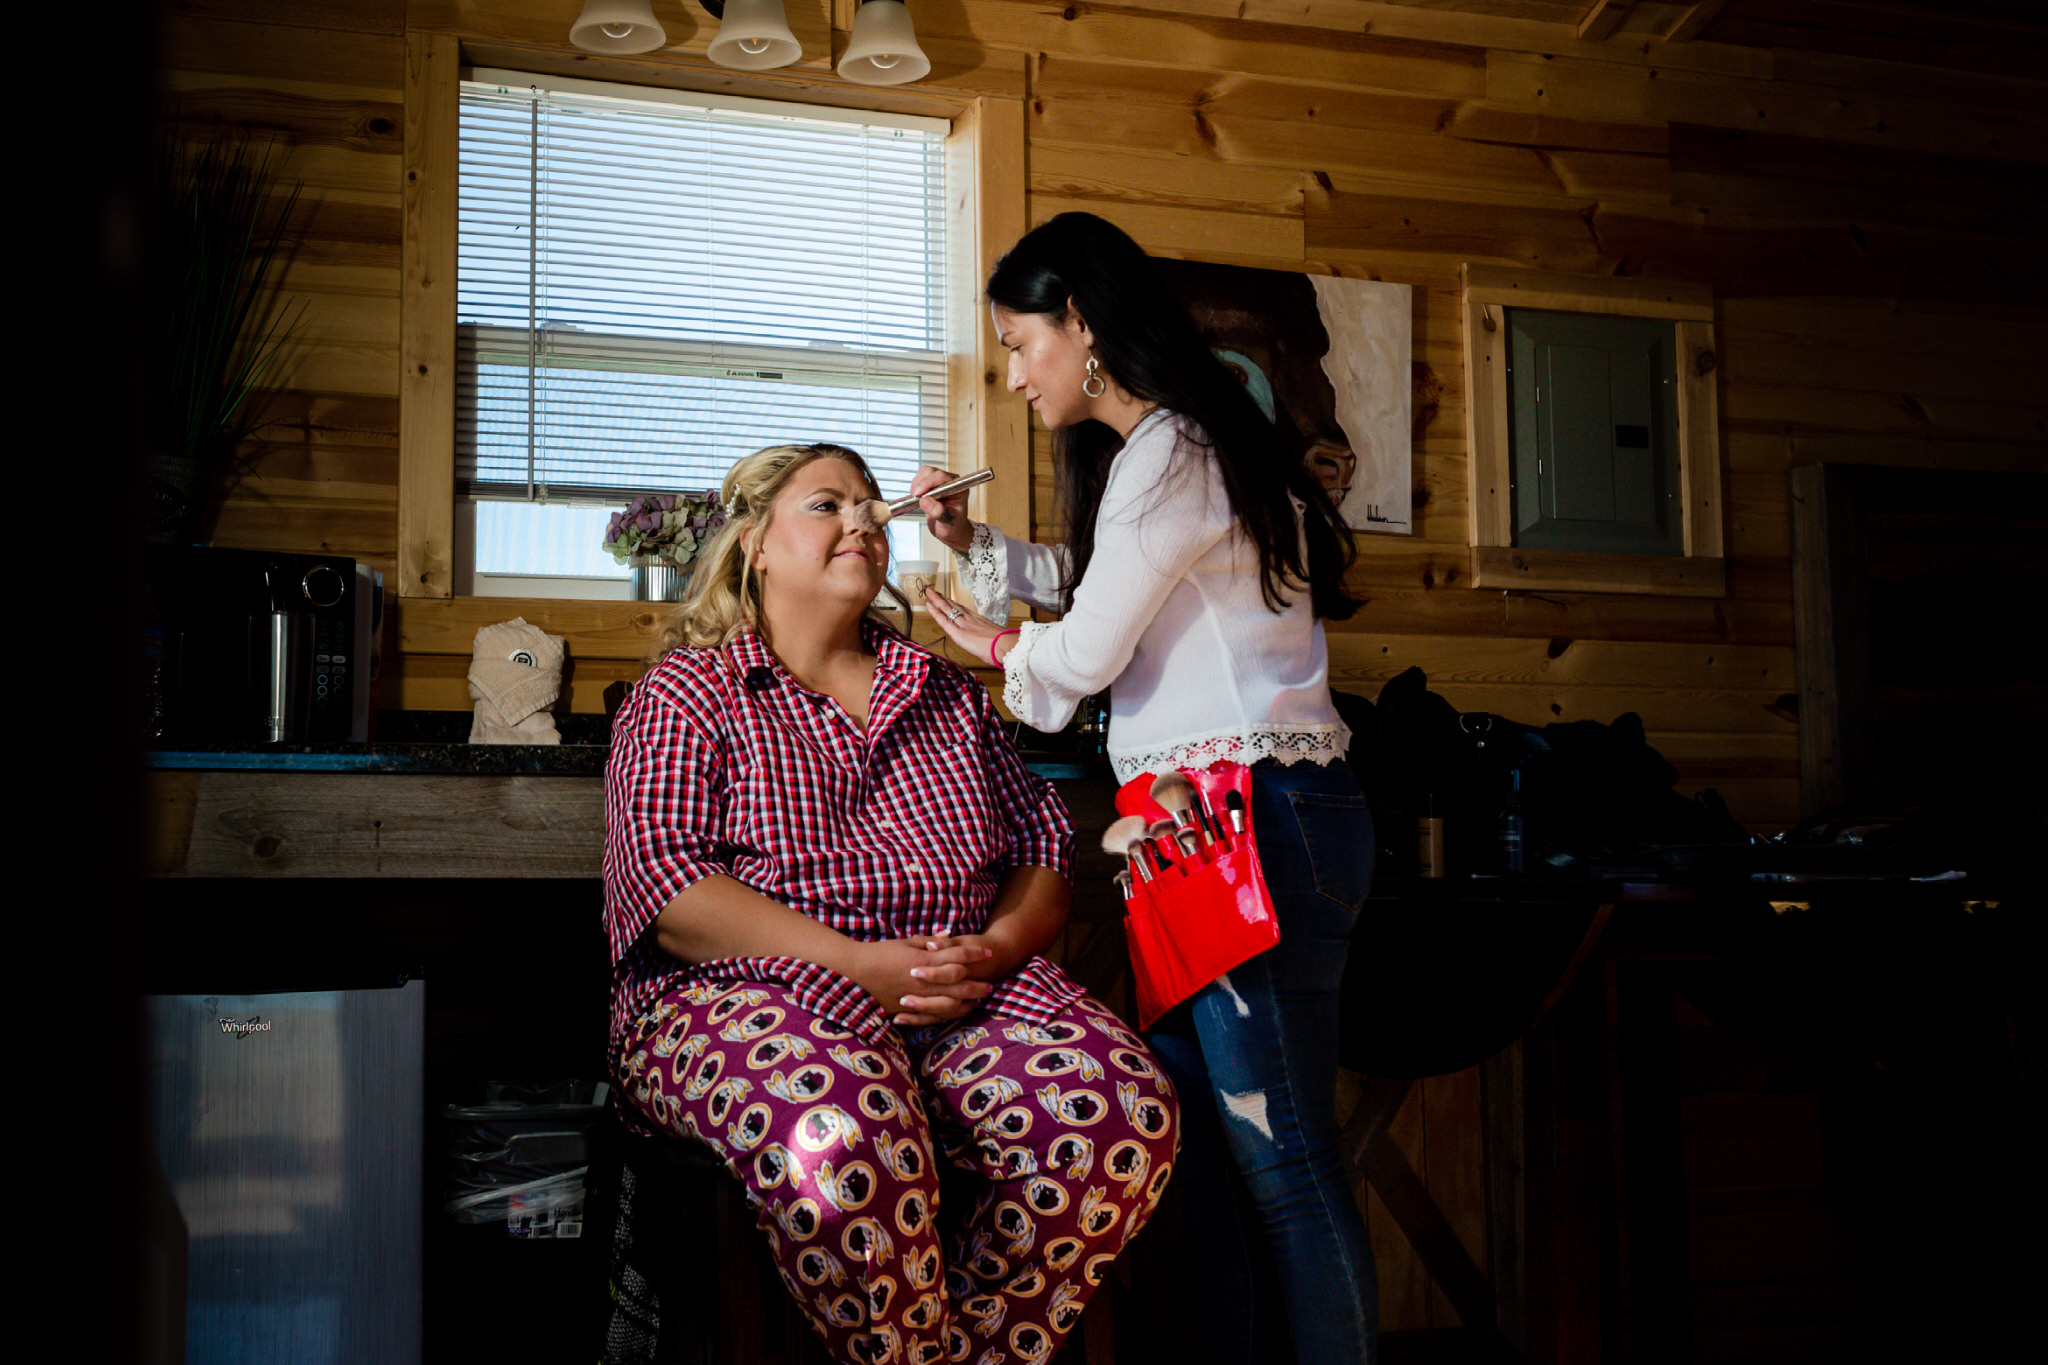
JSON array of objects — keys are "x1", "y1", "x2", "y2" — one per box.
[
  {"x1": 1576, "y1": 0, "x2": 1636, "y2": 44},
  {"x1": 1460, "y1": 276, "x2": 1513, "y2": 551},
  {"x1": 1019, "y1": 0, "x2": 1774, "y2": 79},
  {"x1": 148, "y1": 771, "x2": 604, "y2": 878},
  {"x1": 1487, "y1": 47, "x2": 2048, "y2": 167},
  {"x1": 947, "y1": 96, "x2": 1031, "y2": 564},
  {"x1": 1462, "y1": 265, "x2": 1715, "y2": 322},
  {"x1": 1664, "y1": 0, "x2": 1733, "y2": 43},
  {"x1": 1788, "y1": 463, "x2": 1875, "y2": 818},
  {"x1": 1339, "y1": 1074, "x2": 1414, "y2": 1180},
  {"x1": 398, "y1": 29, "x2": 458, "y2": 599},
  {"x1": 1676, "y1": 318, "x2": 1725, "y2": 561},
  {"x1": 1471, "y1": 548, "x2": 1730, "y2": 598},
  {"x1": 455, "y1": 33, "x2": 1028, "y2": 110},
  {"x1": 1364, "y1": 1111, "x2": 1501, "y2": 1333},
  {"x1": 1483, "y1": 1042, "x2": 1527, "y2": 1349}
]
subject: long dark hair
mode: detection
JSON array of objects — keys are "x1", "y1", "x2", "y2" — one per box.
[{"x1": 986, "y1": 212, "x2": 1358, "y2": 620}]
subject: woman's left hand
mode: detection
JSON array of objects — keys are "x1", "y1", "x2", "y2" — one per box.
[
  {"x1": 895, "y1": 934, "x2": 1012, "y2": 1027},
  {"x1": 892, "y1": 935, "x2": 1006, "y2": 1027},
  {"x1": 924, "y1": 588, "x2": 1017, "y2": 667}
]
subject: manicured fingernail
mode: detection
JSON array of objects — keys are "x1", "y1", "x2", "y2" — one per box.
[
  {"x1": 983, "y1": 948, "x2": 994, "y2": 958},
  {"x1": 900, "y1": 996, "x2": 915, "y2": 1006},
  {"x1": 910, "y1": 969, "x2": 926, "y2": 980}
]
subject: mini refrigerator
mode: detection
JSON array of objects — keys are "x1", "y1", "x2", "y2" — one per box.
[{"x1": 149, "y1": 981, "x2": 424, "y2": 1365}]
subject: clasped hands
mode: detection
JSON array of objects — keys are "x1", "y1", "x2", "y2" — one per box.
[{"x1": 857, "y1": 934, "x2": 1006, "y2": 1029}]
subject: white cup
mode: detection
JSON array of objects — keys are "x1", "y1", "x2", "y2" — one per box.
[{"x1": 898, "y1": 559, "x2": 939, "y2": 603}]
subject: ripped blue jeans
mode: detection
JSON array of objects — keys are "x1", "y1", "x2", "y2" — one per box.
[{"x1": 1145, "y1": 758, "x2": 1378, "y2": 1364}]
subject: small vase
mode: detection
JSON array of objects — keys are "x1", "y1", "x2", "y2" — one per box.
[
  {"x1": 146, "y1": 452, "x2": 213, "y2": 545},
  {"x1": 629, "y1": 557, "x2": 690, "y2": 602}
]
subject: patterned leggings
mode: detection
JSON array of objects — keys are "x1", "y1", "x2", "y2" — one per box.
[{"x1": 619, "y1": 982, "x2": 1179, "y2": 1364}]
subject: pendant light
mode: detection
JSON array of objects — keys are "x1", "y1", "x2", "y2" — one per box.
[
  {"x1": 569, "y1": 0, "x2": 668, "y2": 55},
  {"x1": 704, "y1": 0, "x2": 803, "y2": 70},
  {"x1": 839, "y1": 0, "x2": 930, "y2": 86}
]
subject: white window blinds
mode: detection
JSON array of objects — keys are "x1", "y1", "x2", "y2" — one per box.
[{"x1": 456, "y1": 72, "x2": 948, "y2": 509}]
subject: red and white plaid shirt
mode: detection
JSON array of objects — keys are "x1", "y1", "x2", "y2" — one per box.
[{"x1": 603, "y1": 621, "x2": 1081, "y2": 1061}]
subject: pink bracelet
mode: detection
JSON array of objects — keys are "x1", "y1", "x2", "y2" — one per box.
[{"x1": 989, "y1": 627, "x2": 1021, "y2": 668}]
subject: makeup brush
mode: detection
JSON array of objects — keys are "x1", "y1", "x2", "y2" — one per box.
[
  {"x1": 1225, "y1": 790, "x2": 1247, "y2": 839},
  {"x1": 1149, "y1": 771, "x2": 1208, "y2": 848},
  {"x1": 844, "y1": 468, "x2": 996, "y2": 535},
  {"x1": 1144, "y1": 818, "x2": 1191, "y2": 867},
  {"x1": 1102, "y1": 815, "x2": 1155, "y2": 884},
  {"x1": 1144, "y1": 819, "x2": 1180, "y2": 872}
]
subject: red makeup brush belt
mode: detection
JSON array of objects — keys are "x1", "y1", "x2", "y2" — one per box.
[{"x1": 1112, "y1": 761, "x2": 1281, "y2": 1030}]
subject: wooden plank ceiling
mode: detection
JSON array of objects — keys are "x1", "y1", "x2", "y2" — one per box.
[{"x1": 1281, "y1": 0, "x2": 2048, "y2": 72}]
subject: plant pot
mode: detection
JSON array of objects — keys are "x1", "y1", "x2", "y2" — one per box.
[
  {"x1": 146, "y1": 452, "x2": 212, "y2": 545},
  {"x1": 629, "y1": 558, "x2": 691, "y2": 602}
]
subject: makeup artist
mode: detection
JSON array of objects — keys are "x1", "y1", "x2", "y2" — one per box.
[
  {"x1": 603, "y1": 442, "x2": 1179, "y2": 1365},
  {"x1": 917, "y1": 212, "x2": 1379, "y2": 1364}
]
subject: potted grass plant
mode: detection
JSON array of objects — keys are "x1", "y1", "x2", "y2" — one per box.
[{"x1": 149, "y1": 128, "x2": 306, "y2": 543}]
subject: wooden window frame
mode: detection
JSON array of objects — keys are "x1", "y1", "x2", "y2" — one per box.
[
  {"x1": 1461, "y1": 263, "x2": 1726, "y2": 597},
  {"x1": 396, "y1": 28, "x2": 1028, "y2": 619}
]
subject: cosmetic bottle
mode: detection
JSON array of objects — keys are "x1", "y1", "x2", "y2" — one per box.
[
  {"x1": 1417, "y1": 794, "x2": 1446, "y2": 879},
  {"x1": 1072, "y1": 692, "x2": 1109, "y2": 757},
  {"x1": 1498, "y1": 768, "x2": 1526, "y2": 875}
]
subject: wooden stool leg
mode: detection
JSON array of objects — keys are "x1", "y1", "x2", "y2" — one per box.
[
  {"x1": 1083, "y1": 1279, "x2": 1116, "y2": 1364},
  {"x1": 715, "y1": 1175, "x2": 767, "y2": 1365}
]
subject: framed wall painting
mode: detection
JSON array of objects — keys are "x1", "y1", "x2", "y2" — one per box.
[{"x1": 1154, "y1": 258, "x2": 1413, "y2": 534}]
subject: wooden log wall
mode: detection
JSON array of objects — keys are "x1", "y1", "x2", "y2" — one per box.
[
  {"x1": 165, "y1": 0, "x2": 2048, "y2": 843},
  {"x1": 160, "y1": 0, "x2": 2048, "y2": 1342}
]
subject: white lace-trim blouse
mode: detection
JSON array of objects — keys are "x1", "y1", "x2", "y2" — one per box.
[{"x1": 955, "y1": 408, "x2": 1350, "y2": 784}]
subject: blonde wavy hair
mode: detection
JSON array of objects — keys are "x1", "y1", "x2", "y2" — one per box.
[{"x1": 655, "y1": 442, "x2": 910, "y2": 657}]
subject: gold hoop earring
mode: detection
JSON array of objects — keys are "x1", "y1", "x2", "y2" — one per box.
[{"x1": 1082, "y1": 355, "x2": 1107, "y2": 399}]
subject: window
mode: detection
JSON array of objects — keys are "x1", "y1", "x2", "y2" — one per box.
[
  {"x1": 1462, "y1": 265, "x2": 1725, "y2": 596},
  {"x1": 452, "y1": 72, "x2": 950, "y2": 594},
  {"x1": 398, "y1": 32, "x2": 1026, "y2": 609}
]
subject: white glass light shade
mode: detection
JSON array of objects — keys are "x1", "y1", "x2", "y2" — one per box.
[
  {"x1": 706, "y1": 0, "x2": 803, "y2": 70},
  {"x1": 839, "y1": 0, "x2": 929, "y2": 85},
  {"x1": 568, "y1": 0, "x2": 668, "y2": 55}
]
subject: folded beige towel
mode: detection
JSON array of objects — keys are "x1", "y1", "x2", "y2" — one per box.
[{"x1": 468, "y1": 617, "x2": 566, "y2": 745}]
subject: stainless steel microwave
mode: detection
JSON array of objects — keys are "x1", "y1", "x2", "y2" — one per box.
[{"x1": 147, "y1": 545, "x2": 379, "y2": 744}]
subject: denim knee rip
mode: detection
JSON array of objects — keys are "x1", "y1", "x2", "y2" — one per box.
[{"x1": 1219, "y1": 1084, "x2": 1276, "y2": 1141}]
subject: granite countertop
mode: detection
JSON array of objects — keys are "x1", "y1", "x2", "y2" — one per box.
[
  {"x1": 146, "y1": 711, "x2": 614, "y2": 774},
  {"x1": 146, "y1": 711, "x2": 1111, "y2": 780}
]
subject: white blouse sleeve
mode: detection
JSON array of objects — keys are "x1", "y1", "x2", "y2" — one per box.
[
  {"x1": 1001, "y1": 418, "x2": 1233, "y2": 732},
  {"x1": 954, "y1": 521, "x2": 1069, "y2": 620}
]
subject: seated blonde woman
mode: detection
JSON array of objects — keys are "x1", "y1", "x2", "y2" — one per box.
[{"x1": 603, "y1": 443, "x2": 1179, "y2": 1365}]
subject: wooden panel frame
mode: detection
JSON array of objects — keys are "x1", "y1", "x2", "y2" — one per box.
[
  {"x1": 946, "y1": 94, "x2": 1031, "y2": 599},
  {"x1": 1787, "y1": 462, "x2": 1873, "y2": 818},
  {"x1": 399, "y1": 29, "x2": 460, "y2": 599},
  {"x1": 148, "y1": 771, "x2": 604, "y2": 878},
  {"x1": 395, "y1": 25, "x2": 1030, "y2": 610},
  {"x1": 1462, "y1": 263, "x2": 1726, "y2": 597}
]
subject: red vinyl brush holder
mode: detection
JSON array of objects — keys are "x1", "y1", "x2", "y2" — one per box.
[{"x1": 1113, "y1": 761, "x2": 1281, "y2": 1030}]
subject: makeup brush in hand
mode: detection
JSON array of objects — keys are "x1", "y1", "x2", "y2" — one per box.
[{"x1": 844, "y1": 468, "x2": 995, "y2": 534}]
